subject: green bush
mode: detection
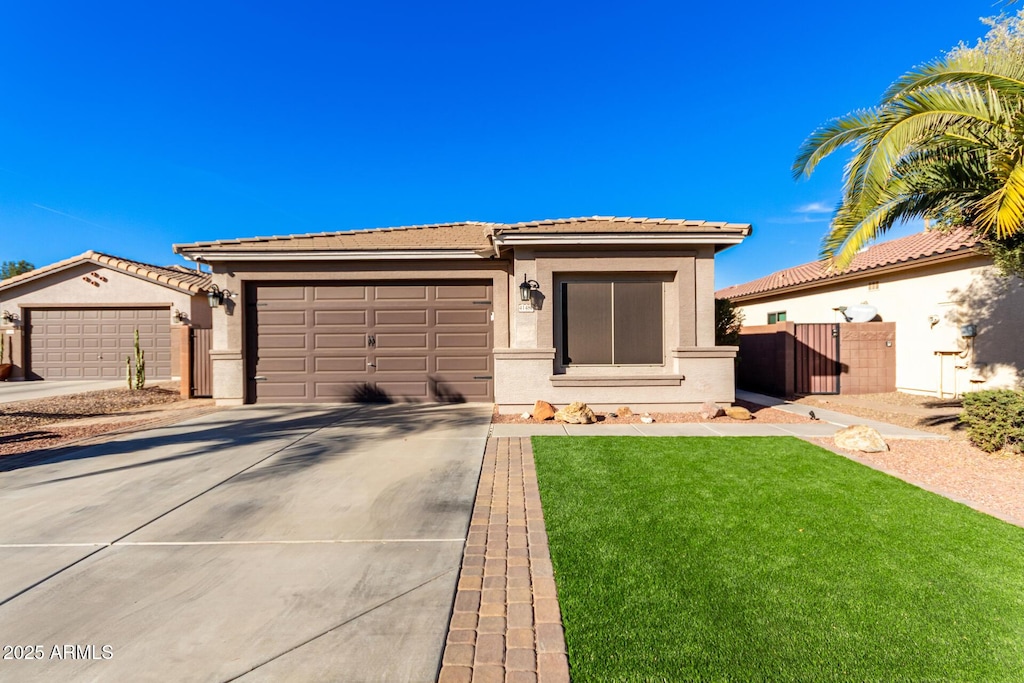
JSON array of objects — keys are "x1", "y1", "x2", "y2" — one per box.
[{"x1": 960, "y1": 390, "x2": 1024, "y2": 453}]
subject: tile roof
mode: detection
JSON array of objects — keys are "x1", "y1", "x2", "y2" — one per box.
[
  {"x1": 0, "y1": 251, "x2": 212, "y2": 294},
  {"x1": 715, "y1": 227, "x2": 980, "y2": 300},
  {"x1": 173, "y1": 216, "x2": 752, "y2": 254}
]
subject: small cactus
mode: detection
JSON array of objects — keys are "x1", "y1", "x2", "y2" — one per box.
[{"x1": 126, "y1": 329, "x2": 147, "y2": 390}]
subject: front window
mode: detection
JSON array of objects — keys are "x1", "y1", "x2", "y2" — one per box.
[
  {"x1": 560, "y1": 280, "x2": 663, "y2": 365},
  {"x1": 768, "y1": 311, "x2": 787, "y2": 324}
]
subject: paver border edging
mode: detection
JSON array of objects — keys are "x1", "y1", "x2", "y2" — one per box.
[{"x1": 439, "y1": 437, "x2": 571, "y2": 683}]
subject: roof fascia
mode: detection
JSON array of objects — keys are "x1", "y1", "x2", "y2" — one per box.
[
  {"x1": 726, "y1": 248, "x2": 982, "y2": 303},
  {"x1": 182, "y1": 249, "x2": 492, "y2": 263},
  {"x1": 492, "y1": 233, "x2": 748, "y2": 248}
]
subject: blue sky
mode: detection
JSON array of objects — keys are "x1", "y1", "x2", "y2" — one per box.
[{"x1": 0, "y1": 1, "x2": 1005, "y2": 288}]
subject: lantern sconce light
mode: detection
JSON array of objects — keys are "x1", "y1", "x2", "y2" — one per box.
[
  {"x1": 519, "y1": 274, "x2": 540, "y2": 302},
  {"x1": 206, "y1": 285, "x2": 233, "y2": 309}
]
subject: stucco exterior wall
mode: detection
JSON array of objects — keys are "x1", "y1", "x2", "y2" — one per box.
[
  {"x1": 732, "y1": 256, "x2": 1024, "y2": 395},
  {"x1": 0, "y1": 262, "x2": 201, "y2": 381},
  {"x1": 494, "y1": 246, "x2": 737, "y2": 413}
]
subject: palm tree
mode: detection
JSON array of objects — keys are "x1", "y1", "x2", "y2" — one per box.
[{"x1": 794, "y1": 49, "x2": 1024, "y2": 269}]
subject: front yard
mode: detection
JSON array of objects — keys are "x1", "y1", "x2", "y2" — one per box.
[{"x1": 533, "y1": 436, "x2": 1024, "y2": 682}]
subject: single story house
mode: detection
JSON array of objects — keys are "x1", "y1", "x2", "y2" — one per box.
[
  {"x1": 0, "y1": 251, "x2": 212, "y2": 381},
  {"x1": 716, "y1": 227, "x2": 1024, "y2": 396},
  {"x1": 173, "y1": 216, "x2": 751, "y2": 411}
]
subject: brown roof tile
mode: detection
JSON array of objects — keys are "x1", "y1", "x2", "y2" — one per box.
[
  {"x1": 0, "y1": 251, "x2": 212, "y2": 294},
  {"x1": 173, "y1": 216, "x2": 752, "y2": 254},
  {"x1": 715, "y1": 228, "x2": 979, "y2": 300}
]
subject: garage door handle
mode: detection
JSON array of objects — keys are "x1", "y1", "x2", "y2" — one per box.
[
  {"x1": 253, "y1": 376, "x2": 268, "y2": 382},
  {"x1": 366, "y1": 362, "x2": 376, "y2": 368}
]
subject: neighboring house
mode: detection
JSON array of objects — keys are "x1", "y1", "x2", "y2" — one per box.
[
  {"x1": 0, "y1": 251, "x2": 212, "y2": 381},
  {"x1": 716, "y1": 228, "x2": 1024, "y2": 396},
  {"x1": 173, "y1": 216, "x2": 751, "y2": 410}
]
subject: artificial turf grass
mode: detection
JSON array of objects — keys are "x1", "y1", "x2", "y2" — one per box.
[{"x1": 531, "y1": 436, "x2": 1024, "y2": 683}]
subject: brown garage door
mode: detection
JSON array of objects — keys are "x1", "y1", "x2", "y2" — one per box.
[
  {"x1": 249, "y1": 282, "x2": 493, "y2": 403},
  {"x1": 27, "y1": 308, "x2": 172, "y2": 381}
]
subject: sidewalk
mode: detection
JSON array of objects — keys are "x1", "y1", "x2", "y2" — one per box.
[{"x1": 490, "y1": 391, "x2": 946, "y2": 440}]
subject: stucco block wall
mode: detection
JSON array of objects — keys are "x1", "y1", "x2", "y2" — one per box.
[
  {"x1": 0, "y1": 262, "x2": 200, "y2": 381},
  {"x1": 734, "y1": 257, "x2": 1024, "y2": 395},
  {"x1": 495, "y1": 246, "x2": 736, "y2": 413}
]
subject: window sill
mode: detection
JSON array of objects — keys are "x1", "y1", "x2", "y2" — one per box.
[{"x1": 549, "y1": 374, "x2": 684, "y2": 387}]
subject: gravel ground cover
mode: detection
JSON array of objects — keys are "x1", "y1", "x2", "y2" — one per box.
[
  {"x1": 793, "y1": 392, "x2": 963, "y2": 438},
  {"x1": 0, "y1": 384, "x2": 215, "y2": 457},
  {"x1": 492, "y1": 399, "x2": 813, "y2": 425}
]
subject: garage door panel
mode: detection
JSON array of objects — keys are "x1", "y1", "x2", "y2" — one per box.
[
  {"x1": 260, "y1": 334, "x2": 308, "y2": 349},
  {"x1": 314, "y1": 357, "x2": 367, "y2": 373},
  {"x1": 436, "y1": 332, "x2": 490, "y2": 349},
  {"x1": 376, "y1": 333, "x2": 427, "y2": 349},
  {"x1": 436, "y1": 284, "x2": 489, "y2": 300},
  {"x1": 375, "y1": 286, "x2": 428, "y2": 301},
  {"x1": 314, "y1": 333, "x2": 365, "y2": 349},
  {"x1": 314, "y1": 286, "x2": 367, "y2": 301},
  {"x1": 252, "y1": 282, "x2": 492, "y2": 403},
  {"x1": 27, "y1": 308, "x2": 171, "y2": 381},
  {"x1": 260, "y1": 357, "x2": 308, "y2": 373},
  {"x1": 375, "y1": 356, "x2": 429, "y2": 372},
  {"x1": 436, "y1": 356, "x2": 491, "y2": 372},
  {"x1": 314, "y1": 310, "x2": 366, "y2": 326},
  {"x1": 259, "y1": 286, "x2": 309, "y2": 301},
  {"x1": 375, "y1": 310, "x2": 427, "y2": 326}
]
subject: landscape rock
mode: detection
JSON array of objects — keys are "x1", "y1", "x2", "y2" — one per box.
[
  {"x1": 532, "y1": 400, "x2": 556, "y2": 421},
  {"x1": 617, "y1": 406, "x2": 633, "y2": 418},
  {"x1": 724, "y1": 406, "x2": 752, "y2": 420},
  {"x1": 700, "y1": 401, "x2": 725, "y2": 420},
  {"x1": 640, "y1": 415, "x2": 655, "y2": 424},
  {"x1": 554, "y1": 401, "x2": 597, "y2": 424},
  {"x1": 520, "y1": 412, "x2": 531, "y2": 420},
  {"x1": 834, "y1": 424, "x2": 888, "y2": 452}
]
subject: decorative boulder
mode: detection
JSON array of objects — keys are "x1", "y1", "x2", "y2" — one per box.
[
  {"x1": 533, "y1": 400, "x2": 556, "y2": 421},
  {"x1": 724, "y1": 406, "x2": 752, "y2": 420},
  {"x1": 554, "y1": 401, "x2": 597, "y2": 424},
  {"x1": 834, "y1": 425, "x2": 888, "y2": 452},
  {"x1": 617, "y1": 406, "x2": 633, "y2": 418},
  {"x1": 700, "y1": 401, "x2": 725, "y2": 420},
  {"x1": 640, "y1": 414, "x2": 655, "y2": 424}
]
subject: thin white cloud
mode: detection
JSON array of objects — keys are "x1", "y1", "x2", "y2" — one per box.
[
  {"x1": 32, "y1": 203, "x2": 115, "y2": 232},
  {"x1": 795, "y1": 201, "x2": 833, "y2": 214}
]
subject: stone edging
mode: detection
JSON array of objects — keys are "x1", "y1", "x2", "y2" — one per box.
[{"x1": 439, "y1": 437, "x2": 571, "y2": 683}]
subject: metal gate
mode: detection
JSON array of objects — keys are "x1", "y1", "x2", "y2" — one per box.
[
  {"x1": 190, "y1": 328, "x2": 213, "y2": 398},
  {"x1": 794, "y1": 323, "x2": 840, "y2": 394}
]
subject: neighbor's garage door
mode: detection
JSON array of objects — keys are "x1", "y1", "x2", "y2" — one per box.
[
  {"x1": 250, "y1": 282, "x2": 493, "y2": 403},
  {"x1": 27, "y1": 308, "x2": 172, "y2": 380}
]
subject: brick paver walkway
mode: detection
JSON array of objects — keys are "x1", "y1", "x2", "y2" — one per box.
[{"x1": 439, "y1": 437, "x2": 570, "y2": 683}]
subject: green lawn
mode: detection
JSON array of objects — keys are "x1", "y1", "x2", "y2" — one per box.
[{"x1": 532, "y1": 436, "x2": 1024, "y2": 682}]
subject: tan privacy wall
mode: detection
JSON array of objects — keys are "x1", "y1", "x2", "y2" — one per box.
[{"x1": 733, "y1": 256, "x2": 1024, "y2": 395}]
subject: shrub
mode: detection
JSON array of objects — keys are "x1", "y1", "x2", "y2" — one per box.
[{"x1": 960, "y1": 390, "x2": 1024, "y2": 453}]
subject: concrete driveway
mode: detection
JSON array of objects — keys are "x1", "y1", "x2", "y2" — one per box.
[
  {"x1": 0, "y1": 403, "x2": 491, "y2": 682},
  {"x1": 0, "y1": 379, "x2": 127, "y2": 404}
]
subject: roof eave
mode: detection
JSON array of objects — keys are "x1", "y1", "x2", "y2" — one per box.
[
  {"x1": 491, "y1": 232, "x2": 750, "y2": 248},
  {"x1": 724, "y1": 247, "x2": 982, "y2": 303},
  {"x1": 180, "y1": 249, "x2": 493, "y2": 263}
]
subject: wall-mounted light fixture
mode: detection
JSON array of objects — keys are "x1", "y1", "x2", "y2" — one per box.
[
  {"x1": 1, "y1": 310, "x2": 14, "y2": 324},
  {"x1": 519, "y1": 274, "x2": 540, "y2": 302},
  {"x1": 172, "y1": 309, "x2": 187, "y2": 323},
  {"x1": 206, "y1": 284, "x2": 232, "y2": 308}
]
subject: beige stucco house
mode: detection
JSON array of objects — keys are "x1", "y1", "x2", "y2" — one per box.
[
  {"x1": 173, "y1": 216, "x2": 751, "y2": 411},
  {"x1": 0, "y1": 251, "x2": 212, "y2": 381},
  {"x1": 716, "y1": 228, "x2": 1024, "y2": 396}
]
